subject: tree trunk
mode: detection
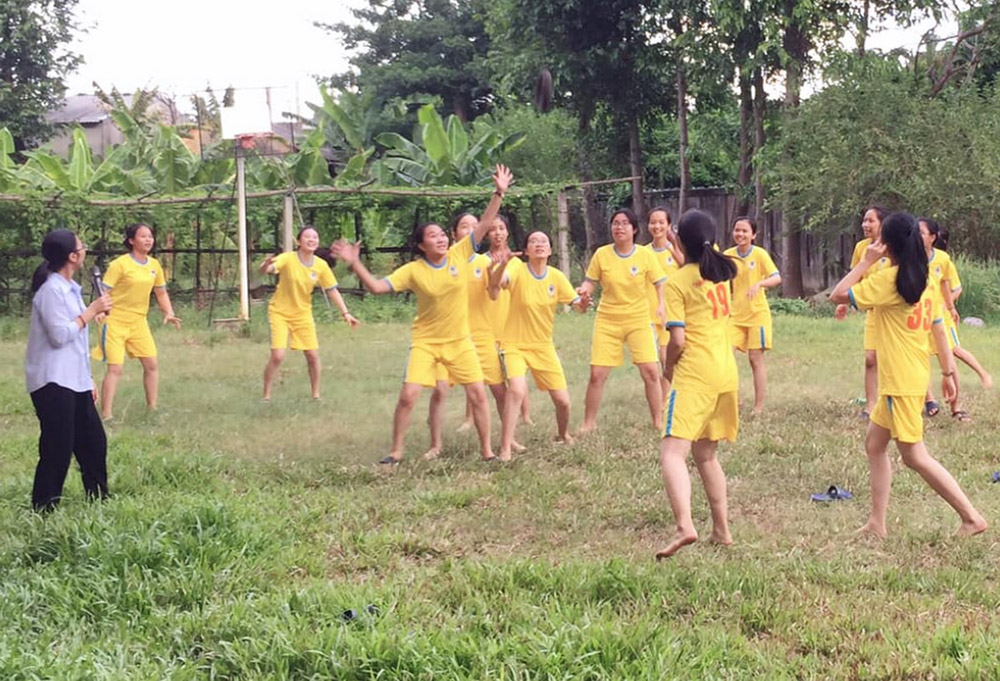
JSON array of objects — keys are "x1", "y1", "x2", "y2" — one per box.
[
  {"x1": 626, "y1": 110, "x2": 647, "y2": 237},
  {"x1": 578, "y1": 114, "x2": 602, "y2": 254},
  {"x1": 737, "y1": 71, "x2": 753, "y2": 216},
  {"x1": 753, "y1": 66, "x2": 766, "y2": 221},
  {"x1": 857, "y1": 0, "x2": 870, "y2": 57},
  {"x1": 780, "y1": 49, "x2": 804, "y2": 297},
  {"x1": 677, "y1": 65, "x2": 691, "y2": 216}
]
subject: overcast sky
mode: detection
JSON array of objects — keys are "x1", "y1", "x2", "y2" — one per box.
[{"x1": 65, "y1": 0, "x2": 955, "y2": 120}]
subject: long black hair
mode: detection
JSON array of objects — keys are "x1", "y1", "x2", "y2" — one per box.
[
  {"x1": 449, "y1": 211, "x2": 476, "y2": 239},
  {"x1": 881, "y1": 212, "x2": 928, "y2": 305},
  {"x1": 677, "y1": 210, "x2": 736, "y2": 283},
  {"x1": 32, "y1": 229, "x2": 78, "y2": 293}
]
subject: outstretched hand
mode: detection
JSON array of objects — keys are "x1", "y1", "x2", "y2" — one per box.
[
  {"x1": 331, "y1": 239, "x2": 362, "y2": 266},
  {"x1": 493, "y1": 164, "x2": 513, "y2": 196},
  {"x1": 487, "y1": 249, "x2": 521, "y2": 287}
]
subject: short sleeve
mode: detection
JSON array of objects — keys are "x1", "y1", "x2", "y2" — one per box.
[
  {"x1": 848, "y1": 270, "x2": 887, "y2": 310},
  {"x1": 152, "y1": 257, "x2": 167, "y2": 287},
  {"x1": 450, "y1": 233, "x2": 475, "y2": 262},
  {"x1": 584, "y1": 251, "x2": 602, "y2": 282},
  {"x1": 664, "y1": 278, "x2": 686, "y2": 327},
  {"x1": 759, "y1": 250, "x2": 779, "y2": 277},
  {"x1": 948, "y1": 260, "x2": 963, "y2": 291},
  {"x1": 645, "y1": 249, "x2": 667, "y2": 285},
  {"x1": 272, "y1": 251, "x2": 292, "y2": 275},
  {"x1": 103, "y1": 258, "x2": 122, "y2": 288},
  {"x1": 385, "y1": 262, "x2": 413, "y2": 293},
  {"x1": 318, "y1": 261, "x2": 337, "y2": 290},
  {"x1": 554, "y1": 270, "x2": 578, "y2": 304}
]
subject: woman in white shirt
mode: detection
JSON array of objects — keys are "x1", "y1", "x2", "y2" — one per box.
[{"x1": 26, "y1": 229, "x2": 112, "y2": 511}]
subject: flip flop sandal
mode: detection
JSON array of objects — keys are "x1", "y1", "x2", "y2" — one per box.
[
  {"x1": 378, "y1": 456, "x2": 402, "y2": 465},
  {"x1": 811, "y1": 485, "x2": 854, "y2": 502},
  {"x1": 858, "y1": 410, "x2": 871, "y2": 420},
  {"x1": 924, "y1": 400, "x2": 940, "y2": 417},
  {"x1": 951, "y1": 410, "x2": 972, "y2": 423},
  {"x1": 991, "y1": 472, "x2": 1000, "y2": 483}
]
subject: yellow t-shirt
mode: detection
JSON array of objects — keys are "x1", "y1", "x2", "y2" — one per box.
[
  {"x1": 724, "y1": 245, "x2": 779, "y2": 324},
  {"x1": 665, "y1": 264, "x2": 739, "y2": 394},
  {"x1": 268, "y1": 251, "x2": 338, "y2": 319},
  {"x1": 851, "y1": 238, "x2": 891, "y2": 275},
  {"x1": 384, "y1": 234, "x2": 476, "y2": 342},
  {"x1": 103, "y1": 253, "x2": 167, "y2": 323},
  {"x1": 503, "y1": 262, "x2": 579, "y2": 346},
  {"x1": 645, "y1": 244, "x2": 681, "y2": 323},
  {"x1": 585, "y1": 244, "x2": 666, "y2": 325},
  {"x1": 465, "y1": 253, "x2": 494, "y2": 338},
  {"x1": 849, "y1": 266, "x2": 942, "y2": 396}
]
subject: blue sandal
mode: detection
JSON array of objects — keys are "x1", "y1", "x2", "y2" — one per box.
[
  {"x1": 811, "y1": 485, "x2": 854, "y2": 502},
  {"x1": 924, "y1": 400, "x2": 940, "y2": 417}
]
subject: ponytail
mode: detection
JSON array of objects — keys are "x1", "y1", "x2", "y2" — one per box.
[
  {"x1": 31, "y1": 229, "x2": 78, "y2": 293},
  {"x1": 881, "y1": 212, "x2": 927, "y2": 305},
  {"x1": 676, "y1": 209, "x2": 736, "y2": 283}
]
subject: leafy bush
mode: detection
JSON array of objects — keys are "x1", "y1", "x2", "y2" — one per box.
[
  {"x1": 770, "y1": 297, "x2": 834, "y2": 318},
  {"x1": 951, "y1": 256, "x2": 1000, "y2": 322}
]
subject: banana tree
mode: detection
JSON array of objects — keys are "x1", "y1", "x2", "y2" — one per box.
[
  {"x1": 374, "y1": 104, "x2": 525, "y2": 186},
  {"x1": 0, "y1": 127, "x2": 17, "y2": 190}
]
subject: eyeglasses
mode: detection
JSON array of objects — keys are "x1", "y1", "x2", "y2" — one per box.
[
  {"x1": 611, "y1": 221, "x2": 632, "y2": 227},
  {"x1": 73, "y1": 244, "x2": 88, "y2": 253}
]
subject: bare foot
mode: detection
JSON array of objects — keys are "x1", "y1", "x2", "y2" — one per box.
[
  {"x1": 982, "y1": 373, "x2": 993, "y2": 390},
  {"x1": 709, "y1": 530, "x2": 733, "y2": 546},
  {"x1": 752, "y1": 405, "x2": 764, "y2": 415},
  {"x1": 522, "y1": 417, "x2": 535, "y2": 426},
  {"x1": 655, "y1": 530, "x2": 698, "y2": 560},
  {"x1": 423, "y1": 447, "x2": 441, "y2": 461},
  {"x1": 497, "y1": 449, "x2": 512, "y2": 462},
  {"x1": 456, "y1": 420, "x2": 473, "y2": 433},
  {"x1": 577, "y1": 423, "x2": 597, "y2": 436},
  {"x1": 554, "y1": 434, "x2": 574, "y2": 445},
  {"x1": 856, "y1": 521, "x2": 888, "y2": 539},
  {"x1": 512, "y1": 441, "x2": 527, "y2": 453},
  {"x1": 957, "y1": 515, "x2": 988, "y2": 537}
]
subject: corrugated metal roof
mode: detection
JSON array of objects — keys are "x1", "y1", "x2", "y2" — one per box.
[{"x1": 46, "y1": 95, "x2": 110, "y2": 124}]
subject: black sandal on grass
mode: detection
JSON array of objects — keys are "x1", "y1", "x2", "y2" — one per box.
[
  {"x1": 951, "y1": 410, "x2": 972, "y2": 423},
  {"x1": 378, "y1": 455, "x2": 402, "y2": 465}
]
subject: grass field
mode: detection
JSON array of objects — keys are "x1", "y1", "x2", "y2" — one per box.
[{"x1": 1, "y1": 301, "x2": 999, "y2": 679}]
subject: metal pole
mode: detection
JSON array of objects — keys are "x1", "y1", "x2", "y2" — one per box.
[
  {"x1": 236, "y1": 154, "x2": 249, "y2": 320},
  {"x1": 557, "y1": 191, "x2": 571, "y2": 278},
  {"x1": 283, "y1": 192, "x2": 294, "y2": 252}
]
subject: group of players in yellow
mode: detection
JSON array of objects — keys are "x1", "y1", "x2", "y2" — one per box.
[{"x1": 93, "y1": 166, "x2": 989, "y2": 559}]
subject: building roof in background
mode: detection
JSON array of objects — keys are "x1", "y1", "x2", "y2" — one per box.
[{"x1": 46, "y1": 95, "x2": 111, "y2": 125}]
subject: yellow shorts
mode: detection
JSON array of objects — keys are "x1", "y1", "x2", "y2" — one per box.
[
  {"x1": 269, "y1": 312, "x2": 318, "y2": 351},
  {"x1": 472, "y1": 335, "x2": 504, "y2": 386},
  {"x1": 863, "y1": 311, "x2": 877, "y2": 352},
  {"x1": 404, "y1": 338, "x2": 484, "y2": 388},
  {"x1": 655, "y1": 322, "x2": 669, "y2": 348},
  {"x1": 663, "y1": 389, "x2": 739, "y2": 442},
  {"x1": 500, "y1": 342, "x2": 567, "y2": 391},
  {"x1": 591, "y1": 316, "x2": 659, "y2": 366},
  {"x1": 870, "y1": 394, "x2": 923, "y2": 444},
  {"x1": 730, "y1": 319, "x2": 772, "y2": 352},
  {"x1": 92, "y1": 317, "x2": 156, "y2": 364}
]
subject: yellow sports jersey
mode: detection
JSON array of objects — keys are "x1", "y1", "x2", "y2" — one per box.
[
  {"x1": 849, "y1": 266, "x2": 942, "y2": 396},
  {"x1": 665, "y1": 265, "x2": 739, "y2": 394},
  {"x1": 503, "y1": 262, "x2": 579, "y2": 345},
  {"x1": 103, "y1": 253, "x2": 167, "y2": 323},
  {"x1": 724, "y1": 245, "x2": 779, "y2": 323},
  {"x1": 850, "y1": 238, "x2": 891, "y2": 276},
  {"x1": 465, "y1": 253, "x2": 494, "y2": 338},
  {"x1": 268, "y1": 251, "x2": 338, "y2": 319},
  {"x1": 645, "y1": 244, "x2": 681, "y2": 323},
  {"x1": 384, "y1": 234, "x2": 476, "y2": 342},
  {"x1": 585, "y1": 244, "x2": 666, "y2": 325}
]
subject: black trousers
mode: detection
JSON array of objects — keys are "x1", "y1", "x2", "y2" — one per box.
[{"x1": 30, "y1": 383, "x2": 109, "y2": 511}]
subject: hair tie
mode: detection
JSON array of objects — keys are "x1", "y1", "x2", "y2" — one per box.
[{"x1": 702, "y1": 240, "x2": 711, "y2": 246}]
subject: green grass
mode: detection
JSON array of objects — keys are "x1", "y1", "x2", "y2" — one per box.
[{"x1": 2, "y1": 306, "x2": 1000, "y2": 679}]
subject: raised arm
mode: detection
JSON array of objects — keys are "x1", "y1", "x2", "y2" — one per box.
[
  {"x1": 473, "y1": 164, "x2": 513, "y2": 246},
  {"x1": 830, "y1": 241, "x2": 885, "y2": 305},
  {"x1": 331, "y1": 239, "x2": 393, "y2": 294},
  {"x1": 259, "y1": 254, "x2": 278, "y2": 275}
]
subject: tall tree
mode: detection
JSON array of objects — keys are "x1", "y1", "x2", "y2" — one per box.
[
  {"x1": 0, "y1": 0, "x2": 81, "y2": 152},
  {"x1": 320, "y1": 0, "x2": 493, "y2": 123}
]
